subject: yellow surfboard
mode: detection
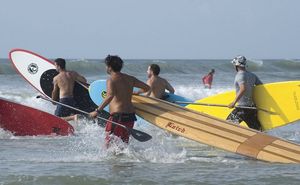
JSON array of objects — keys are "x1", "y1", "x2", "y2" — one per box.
[{"x1": 186, "y1": 81, "x2": 300, "y2": 131}]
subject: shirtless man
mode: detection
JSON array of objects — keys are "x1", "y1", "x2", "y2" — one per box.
[
  {"x1": 146, "y1": 64, "x2": 175, "y2": 99},
  {"x1": 89, "y1": 55, "x2": 150, "y2": 147},
  {"x1": 52, "y1": 58, "x2": 87, "y2": 121}
]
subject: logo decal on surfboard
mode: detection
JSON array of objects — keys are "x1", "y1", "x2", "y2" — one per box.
[
  {"x1": 166, "y1": 122, "x2": 186, "y2": 133},
  {"x1": 27, "y1": 63, "x2": 38, "y2": 74},
  {"x1": 101, "y1": 91, "x2": 107, "y2": 98}
]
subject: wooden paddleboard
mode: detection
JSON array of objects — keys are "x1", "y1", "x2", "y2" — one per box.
[
  {"x1": 186, "y1": 81, "x2": 300, "y2": 131},
  {"x1": 0, "y1": 97, "x2": 74, "y2": 136},
  {"x1": 132, "y1": 95, "x2": 300, "y2": 163}
]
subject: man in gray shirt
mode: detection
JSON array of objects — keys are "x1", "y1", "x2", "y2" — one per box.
[{"x1": 226, "y1": 55, "x2": 262, "y2": 131}]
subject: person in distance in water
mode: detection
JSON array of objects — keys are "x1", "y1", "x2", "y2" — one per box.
[
  {"x1": 89, "y1": 55, "x2": 150, "y2": 147},
  {"x1": 52, "y1": 58, "x2": 87, "y2": 121},
  {"x1": 226, "y1": 55, "x2": 262, "y2": 131},
  {"x1": 202, "y1": 69, "x2": 215, "y2": 89},
  {"x1": 145, "y1": 64, "x2": 175, "y2": 100}
]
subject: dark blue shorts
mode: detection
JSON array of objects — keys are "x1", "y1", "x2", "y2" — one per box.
[{"x1": 54, "y1": 97, "x2": 76, "y2": 117}]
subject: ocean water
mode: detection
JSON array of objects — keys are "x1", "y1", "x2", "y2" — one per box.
[{"x1": 1, "y1": 58, "x2": 300, "y2": 185}]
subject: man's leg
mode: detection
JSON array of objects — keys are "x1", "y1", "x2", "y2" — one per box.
[
  {"x1": 226, "y1": 108, "x2": 243, "y2": 124},
  {"x1": 241, "y1": 109, "x2": 262, "y2": 131}
]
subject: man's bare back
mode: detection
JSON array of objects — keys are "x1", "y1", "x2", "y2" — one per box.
[
  {"x1": 90, "y1": 64, "x2": 149, "y2": 116},
  {"x1": 100, "y1": 72, "x2": 149, "y2": 114},
  {"x1": 147, "y1": 76, "x2": 171, "y2": 99},
  {"x1": 107, "y1": 73, "x2": 136, "y2": 113},
  {"x1": 53, "y1": 71, "x2": 77, "y2": 98},
  {"x1": 146, "y1": 64, "x2": 175, "y2": 99},
  {"x1": 52, "y1": 70, "x2": 86, "y2": 100}
]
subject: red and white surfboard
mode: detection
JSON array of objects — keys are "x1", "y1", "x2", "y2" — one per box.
[{"x1": 0, "y1": 97, "x2": 74, "y2": 136}]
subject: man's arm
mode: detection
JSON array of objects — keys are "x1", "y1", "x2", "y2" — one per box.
[
  {"x1": 255, "y1": 76, "x2": 263, "y2": 85},
  {"x1": 202, "y1": 75, "x2": 206, "y2": 84},
  {"x1": 134, "y1": 77, "x2": 150, "y2": 94},
  {"x1": 51, "y1": 78, "x2": 59, "y2": 102},
  {"x1": 97, "y1": 78, "x2": 114, "y2": 111},
  {"x1": 143, "y1": 79, "x2": 152, "y2": 96},
  {"x1": 165, "y1": 80, "x2": 175, "y2": 94},
  {"x1": 74, "y1": 71, "x2": 87, "y2": 84},
  {"x1": 208, "y1": 75, "x2": 213, "y2": 88},
  {"x1": 89, "y1": 79, "x2": 114, "y2": 118},
  {"x1": 228, "y1": 83, "x2": 246, "y2": 108}
]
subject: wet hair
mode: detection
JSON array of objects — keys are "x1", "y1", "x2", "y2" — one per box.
[
  {"x1": 149, "y1": 64, "x2": 160, "y2": 75},
  {"x1": 104, "y1": 55, "x2": 123, "y2": 72},
  {"x1": 210, "y1": 69, "x2": 215, "y2": 74},
  {"x1": 54, "y1": 58, "x2": 66, "y2": 70}
]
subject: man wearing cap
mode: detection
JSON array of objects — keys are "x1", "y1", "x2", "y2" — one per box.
[{"x1": 227, "y1": 55, "x2": 262, "y2": 131}]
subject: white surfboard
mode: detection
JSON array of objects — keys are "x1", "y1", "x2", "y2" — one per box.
[{"x1": 9, "y1": 49, "x2": 55, "y2": 95}]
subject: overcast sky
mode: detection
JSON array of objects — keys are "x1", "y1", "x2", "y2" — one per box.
[{"x1": 0, "y1": 0, "x2": 299, "y2": 59}]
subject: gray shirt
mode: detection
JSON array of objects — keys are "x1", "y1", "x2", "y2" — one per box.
[{"x1": 234, "y1": 71, "x2": 262, "y2": 106}]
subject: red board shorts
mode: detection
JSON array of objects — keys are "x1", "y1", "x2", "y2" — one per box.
[{"x1": 105, "y1": 113, "x2": 137, "y2": 147}]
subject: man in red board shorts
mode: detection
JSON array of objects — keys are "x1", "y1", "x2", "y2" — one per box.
[{"x1": 89, "y1": 55, "x2": 150, "y2": 147}]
